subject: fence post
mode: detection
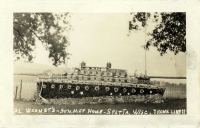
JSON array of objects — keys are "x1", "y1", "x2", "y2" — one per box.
[
  {"x1": 19, "y1": 79, "x2": 22, "y2": 100},
  {"x1": 14, "y1": 86, "x2": 18, "y2": 100}
]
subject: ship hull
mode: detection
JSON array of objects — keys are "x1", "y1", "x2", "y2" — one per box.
[{"x1": 37, "y1": 82, "x2": 165, "y2": 99}]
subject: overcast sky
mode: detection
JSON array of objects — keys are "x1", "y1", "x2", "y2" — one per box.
[{"x1": 14, "y1": 13, "x2": 186, "y2": 77}]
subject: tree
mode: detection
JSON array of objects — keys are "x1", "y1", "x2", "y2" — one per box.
[
  {"x1": 129, "y1": 12, "x2": 186, "y2": 55},
  {"x1": 13, "y1": 13, "x2": 72, "y2": 66}
]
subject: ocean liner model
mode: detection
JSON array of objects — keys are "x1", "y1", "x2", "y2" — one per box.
[{"x1": 36, "y1": 62, "x2": 166, "y2": 104}]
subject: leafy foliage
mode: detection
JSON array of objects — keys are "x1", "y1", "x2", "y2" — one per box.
[
  {"x1": 129, "y1": 12, "x2": 186, "y2": 55},
  {"x1": 13, "y1": 13, "x2": 71, "y2": 66}
]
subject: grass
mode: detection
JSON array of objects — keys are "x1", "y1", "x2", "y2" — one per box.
[{"x1": 14, "y1": 99, "x2": 186, "y2": 115}]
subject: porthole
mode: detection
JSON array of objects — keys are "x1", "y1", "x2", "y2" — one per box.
[
  {"x1": 123, "y1": 88, "x2": 127, "y2": 93},
  {"x1": 140, "y1": 89, "x2": 144, "y2": 93},
  {"x1": 105, "y1": 87, "x2": 110, "y2": 91},
  {"x1": 68, "y1": 85, "x2": 71, "y2": 89},
  {"x1": 59, "y1": 85, "x2": 63, "y2": 89},
  {"x1": 85, "y1": 86, "x2": 89, "y2": 90},
  {"x1": 95, "y1": 86, "x2": 99, "y2": 91},
  {"x1": 114, "y1": 87, "x2": 118, "y2": 92},
  {"x1": 76, "y1": 86, "x2": 80, "y2": 90},
  {"x1": 42, "y1": 84, "x2": 46, "y2": 88},
  {"x1": 131, "y1": 88, "x2": 136, "y2": 93},
  {"x1": 51, "y1": 84, "x2": 55, "y2": 89}
]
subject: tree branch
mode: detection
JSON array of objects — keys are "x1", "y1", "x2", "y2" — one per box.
[
  {"x1": 14, "y1": 21, "x2": 48, "y2": 50},
  {"x1": 14, "y1": 27, "x2": 28, "y2": 47},
  {"x1": 14, "y1": 27, "x2": 33, "y2": 58}
]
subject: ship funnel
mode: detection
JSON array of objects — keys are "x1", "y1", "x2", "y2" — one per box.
[
  {"x1": 81, "y1": 61, "x2": 86, "y2": 69},
  {"x1": 106, "y1": 62, "x2": 111, "y2": 69}
]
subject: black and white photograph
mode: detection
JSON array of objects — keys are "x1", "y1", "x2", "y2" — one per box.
[
  {"x1": 1, "y1": 0, "x2": 200, "y2": 126},
  {"x1": 13, "y1": 12, "x2": 187, "y2": 115}
]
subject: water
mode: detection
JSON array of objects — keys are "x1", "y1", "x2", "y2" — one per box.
[
  {"x1": 14, "y1": 75, "x2": 38, "y2": 82},
  {"x1": 151, "y1": 78, "x2": 186, "y2": 84},
  {"x1": 14, "y1": 75, "x2": 38, "y2": 100}
]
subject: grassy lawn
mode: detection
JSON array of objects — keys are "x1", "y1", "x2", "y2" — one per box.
[{"x1": 14, "y1": 99, "x2": 186, "y2": 115}]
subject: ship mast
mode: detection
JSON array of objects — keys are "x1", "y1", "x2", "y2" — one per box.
[
  {"x1": 144, "y1": 13, "x2": 148, "y2": 77},
  {"x1": 145, "y1": 25, "x2": 147, "y2": 77}
]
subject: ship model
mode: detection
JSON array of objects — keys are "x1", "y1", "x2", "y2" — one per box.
[{"x1": 36, "y1": 62, "x2": 166, "y2": 105}]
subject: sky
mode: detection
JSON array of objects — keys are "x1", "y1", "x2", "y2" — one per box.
[{"x1": 14, "y1": 13, "x2": 186, "y2": 77}]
